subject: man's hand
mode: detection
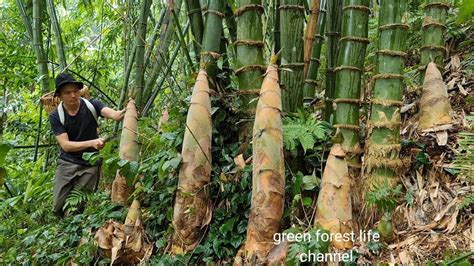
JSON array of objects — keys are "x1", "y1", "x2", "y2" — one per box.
[
  {"x1": 101, "y1": 107, "x2": 126, "y2": 121},
  {"x1": 114, "y1": 109, "x2": 126, "y2": 121},
  {"x1": 90, "y1": 138, "x2": 105, "y2": 150}
]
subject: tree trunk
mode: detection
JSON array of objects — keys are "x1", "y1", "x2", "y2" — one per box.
[
  {"x1": 32, "y1": 0, "x2": 50, "y2": 93},
  {"x1": 131, "y1": 0, "x2": 152, "y2": 109},
  {"x1": 171, "y1": 69, "x2": 212, "y2": 254},
  {"x1": 324, "y1": 0, "x2": 343, "y2": 121},
  {"x1": 46, "y1": 0, "x2": 67, "y2": 71},
  {"x1": 419, "y1": 0, "x2": 448, "y2": 81},
  {"x1": 200, "y1": 0, "x2": 224, "y2": 80},
  {"x1": 363, "y1": 0, "x2": 408, "y2": 223},
  {"x1": 303, "y1": 0, "x2": 326, "y2": 102},
  {"x1": 279, "y1": 0, "x2": 305, "y2": 113},
  {"x1": 243, "y1": 56, "x2": 285, "y2": 263},
  {"x1": 235, "y1": 0, "x2": 264, "y2": 112}
]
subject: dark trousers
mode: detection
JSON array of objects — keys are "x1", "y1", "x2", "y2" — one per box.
[{"x1": 53, "y1": 158, "x2": 100, "y2": 216}]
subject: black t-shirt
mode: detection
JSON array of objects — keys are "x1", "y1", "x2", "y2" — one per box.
[{"x1": 49, "y1": 98, "x2": 106, "y2": 165}]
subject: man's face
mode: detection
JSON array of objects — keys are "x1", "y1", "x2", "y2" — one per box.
[{"x1": 58, "y1": 83, "x2": 81, "y2": 106}]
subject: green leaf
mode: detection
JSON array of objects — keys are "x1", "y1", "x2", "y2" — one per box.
[
  {"x1": 0, "y1": 143, "x2": 12, "y2": 167},
  {"x1": 82, "y1": 152, "x2": 100, "y2": 165},
  {"x1": 217, "y1": 57, "x2": 224, "y2": 69},
  {"x1": 302, "y1": 172, "x2": 320, "y2": 191},
  {"x1": 170, "y1": 157, "x2": 181, "y2": 168},
  {"x1": 456, "y1": 0, "x2": 474, "y2": 25},
  {"x1": 219, "y1": 217, "x2": 236, "y2": 234},
  {"x1": 302, "y1": 197, "x2": 312, "y2": 206},
  {"x1": 0, "y1": 168, "x2": 5, "y2": 187}
]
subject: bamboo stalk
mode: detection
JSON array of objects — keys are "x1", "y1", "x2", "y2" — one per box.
[
  {"x1": 364, "y1": 0, "x2": 408, "y2": 222},
  {"x1": 200, "y1": 0, "x2": 224, "y2": 79},
  {"x1": 333, "y1": 0, "x2": 370, "y2": 156},
  {"x1": 303, "y1": 0, "x2": 327, "y2": 101},
  {"x1": 46, "y1": 0, "x2": 67, "y2": 71},
  {"x1": 186, "y1": 0, "x2": 204, "y2": 63},
  {"x1": 172, "y1": 10, "x2": 195, "y2": 71},
  {"x1": 419, "y1": 0, "x2": 448, "y2": 80},
  {"x1": 144, "y1": 0, "x2": 183, "y2": 101},
  {"x1": 32, "y1": 0, "x2": 50, "y2": 93},
  {"x1": 279, "y1": 0, "x2": 305, "y2": 112},
  {"x1": 235, "y1": 0, "x2": 264, "y2": 112},
  {"x1": 144, "y1": 8, "x2": 167, "y2": 70},
  {"x1": 324, "y1": 0, "x2": 343, "y2": 121},
  {"x1": 142, "y1": 23, "x2": 190, "y2": 116},
  {"x1": 131, "y1": 0, "x2": 152, "y2": 110},
  {"x1": 314, "y1": 0, "x2": 370, "y2": 249},
  {"x1": 119, "y1": 41, "x2": 137, "y2": 111},
  {"x1": 274, "y1": 0, "x2": 281, "y2": 54},
  {"x1": 303, "y1": 0, "x2": 321, "y2": 77},
  {"x1": 16, "y1": 0, "x2": 33, "y2": 39}
]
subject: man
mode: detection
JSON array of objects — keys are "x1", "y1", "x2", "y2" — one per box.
[{"x1": 49, "y1": 72, "x2": 124, "y2": 217}]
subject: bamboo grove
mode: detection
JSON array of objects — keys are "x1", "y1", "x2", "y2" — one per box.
[{"x1": 3, "y1": 0, "x2": 470, "y2": 264}]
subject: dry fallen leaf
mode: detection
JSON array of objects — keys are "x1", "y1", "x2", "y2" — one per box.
[
  {"x1": 234, "y1": 154, "x2": 246, "y2": 170},
  {"x1": 399, "y1": 250, "x2": 413, "y2": 264},
  {"x1": 95, "y1": 216, "x2": 152, "y2": 265},
  {"x1": 435, "y1": 130, "x2": 448, "y2": 146}
]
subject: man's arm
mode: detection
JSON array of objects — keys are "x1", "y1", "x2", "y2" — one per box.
[
  {"x1": 56, "y1": 133, "x2": 105, "y2": 152},
  {"x1": 101, "y1": 107, "x2": 125, "y2": 121}
]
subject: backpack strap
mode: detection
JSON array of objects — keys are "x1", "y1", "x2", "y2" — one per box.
[
  {"x1": 57, "y1": 97, "x2": 99, "y2": 126},
  {"x1": 82, "y1": 98, "x2": 98, "y2": 125}
]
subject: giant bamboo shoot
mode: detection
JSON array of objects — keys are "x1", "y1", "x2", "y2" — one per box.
[
  {"x1": 243, "y1": 56, "x2": 285, "y2": 262},
  {"x1": 111, "y1": 100, "x2": 139, "y2": 205},
  {"x1": 171, "y1": 69, "x2": 212, "y2": 254}
]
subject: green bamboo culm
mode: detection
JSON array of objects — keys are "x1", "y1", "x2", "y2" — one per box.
[
  {"x1": 144, "y1": 8, "x2": 167, "y2": 70},
  {"x1": 279, "y1": 0, "x2": 305, "y2": 113},
  {"x1": 419, "y1": 0, "x2": 448, "y2": 81},
  {"x1": 274, "y1": 0, "x2": 281, "y2": 54},
  {"x1": 16, "y1": 0, "x2": 33, "y2": 39},
  {"x1": 144, "y1": 0, "x2": 183, "y2": 102},
  {"x1": 200, "y1": 0, "x2": 225, "y2": 80},
  {"x1": 303, "y1": 0, "x2": 327, "y2": 103},
  {"x1": 235, "y1": 0, "x2": 264, "y2": 112},
  {"x1": 364, "y1": 0, "x2": 408, "y2": 212},
  {"x1": 131, "y1": 0, "x2": 152, "y2": 109},
  {"x1": 32, "y1": 0, "x2": 50, "y2": 93},
  {"x1": 46, "y1": 0, "x2": 67, "y2": 71},
  {"x1": 324, "y1": 0, "x2": 343, "y2": 121},
  {"x1": 333, "y1": 0, "x2": 370, "y2": 160},
  {"x1": 186, "y1": 0, "x2": 204, "y2": 62}
]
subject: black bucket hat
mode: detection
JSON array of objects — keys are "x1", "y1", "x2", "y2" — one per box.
[{"x1": 54, "y1": 72, "x2": 84, "y2": 96}]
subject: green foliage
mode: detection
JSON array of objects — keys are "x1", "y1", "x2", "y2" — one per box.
[
  {"x1": 458, "y1": 193, "x2": 474, "y2": 211},
  {"x1": 283, "y1": 112, "x2": 332, "y2": 154},
  {"x1": 456, "y1": 0, "x2": 474, "y2": 24},
  {"x1": 285, "y1": 227, "x2": 331, "y2": 266},
  {"x1": 366, "y1": 184, "x2": 403, "y2": 213}
]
